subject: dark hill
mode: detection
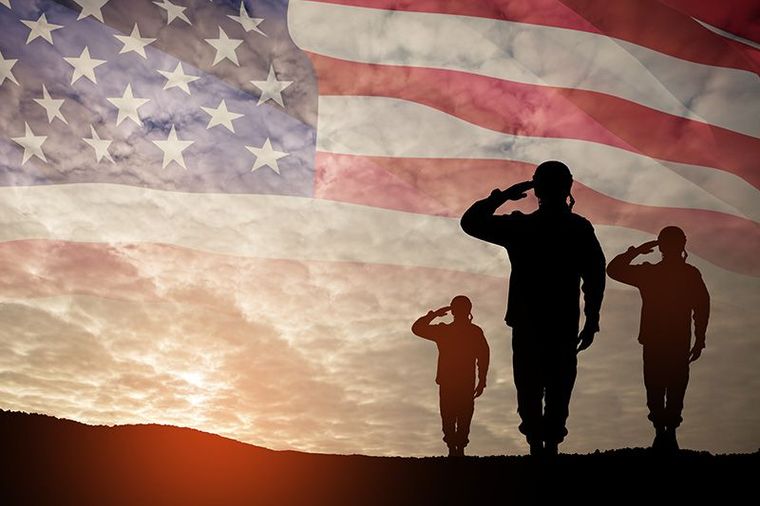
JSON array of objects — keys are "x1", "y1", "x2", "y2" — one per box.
[{"x1": 1, "y1": 410, "x2": 756, "y2": 505}]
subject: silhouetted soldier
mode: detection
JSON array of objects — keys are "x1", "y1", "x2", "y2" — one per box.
[
  {"x1": 412, "y1": 295, "x2": 490, "y2": 457},
  {"x1": 460, "y1": 161, "x2": 605, "y2": 456},
  {"x1": 607, "y1": 226, "x2": 710, "y2": 452}
]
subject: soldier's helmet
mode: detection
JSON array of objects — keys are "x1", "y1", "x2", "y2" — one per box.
[{"x1": 533, "y1": 160, "x2": 573, "y2": 203}]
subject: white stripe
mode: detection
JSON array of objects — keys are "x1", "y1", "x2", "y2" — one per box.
[
  {"x1": 315, "y1": 95, "x2": 759, "y2": 221},
  {"x1": 288, "y1": 0, "x2": 760, "y2": 138},
  {"x1": 693, "y1": 18, "x2": 760, "y2": 51},
  {"x1": 0, "y1": 184, "x2": 756, "y2": 298}
]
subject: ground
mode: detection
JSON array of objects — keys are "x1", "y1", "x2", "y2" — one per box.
[{"x1": 1, "y1": 410, "x2": 755, "y2": 505}]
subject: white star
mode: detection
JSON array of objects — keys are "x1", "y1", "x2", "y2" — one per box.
[
  {"x1": 201, "y1": 99, "x2": 243, "y2": 133},
  {"x1": 228, "y1": 2, "x2": 266, "y2": 36},
  {"x1": 152, "y1": 124, "x2": 194, "y2": 169},
  {"x1": 106, "y1": 83, "x2": 150, "y2": 126},
  {"x1": 250, "y1": 65, "x2": 292, "y2": 107},
  {"x1": 1, "y1": 1, "x2": 11, "y2": 9},
  {"x1": 245, "y1": 138, "x2": 288, "y2": 174},
  {"x1": 12, "y1": 122, "x2": 47, "y2": 165},
  {"x1": 33, "y1": 84, "x2": 68, "y2": 124},
  {"x1": 114, "y1": 24, "x2": 156, "y2": 59},
  {"x1": 0, "y1": 50, "x2": 19, "y2": 86},
  {"x1": 154, "y1": 0, "x2": 191, "y2": 25},
  {"x1": 64, "y1": 47, "x2": 106, "y2": 85},
  {"x1": 73, "y1": 0, "x2": 111, "y2": 22},
  {"x1": 205, "y1": 27, "x2": 242, "y2": 66},
  {"x1": 21, "y1": 13, "x2": 63, "y2": 45},
  {"x1": 157, "y1": 62, "x2": 199, "y2": 94},
  {"x1": 83, "y1": 125, "x2": 114, "y2": 163}
]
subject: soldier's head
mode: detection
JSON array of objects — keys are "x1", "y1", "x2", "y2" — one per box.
[
  {"x1": 532, "y1": 160, "x2": 575, "y2": 210},
  {"x1": 657, "y1": 225, "x2": 688, "y2": 261},
  {"x1": 450, "y1": 295, "x2": 473, "y2": 322}
]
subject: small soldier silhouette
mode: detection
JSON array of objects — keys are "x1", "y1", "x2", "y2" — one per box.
[
  {"x1": 412, "y1": 295, "x2": 490, "y2": 457},
  {"x1": 607, "y1": 226, "x2": 710, "y2": 452}
]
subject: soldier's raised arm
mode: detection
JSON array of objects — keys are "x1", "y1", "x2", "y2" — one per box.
[
  {"x1": 606, "y1": 240, "x2": 658, "y2": 287},
  {"x1": 460, "y1": 181, "x2": 534, "y2": 246},
  {"x1": 411, "y1": 307, "x2": 449, "y2": 342}
]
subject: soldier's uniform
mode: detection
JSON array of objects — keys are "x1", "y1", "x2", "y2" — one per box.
[
  {"x1": 607, "y1": 247, "x2": 709, "y2": 429},
  {"x1": 461, "y1": 192, "x2": 605, "y2": 445}
]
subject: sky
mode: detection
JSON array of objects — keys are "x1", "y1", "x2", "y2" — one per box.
[
  {"x1": 1, "y1": 225, "x2": 758, "y2": 456},
  {"x1": 0, "y1": 0, "x2": 758, "y2": 457}
]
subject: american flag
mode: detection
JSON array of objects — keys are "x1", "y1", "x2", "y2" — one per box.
[{"x1": 0, "y1": 0, "x2": 758, "y2": 456}]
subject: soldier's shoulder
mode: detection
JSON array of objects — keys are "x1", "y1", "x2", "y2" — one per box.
[
  {"x1": 684, "y1": 262, "x2": 704, "y2": 277},
  {"x1": 569, "y1": 212, "x2": 598, "y2": 234},
  {"x1": 570, "y1": 212, "x2": 593, "y2": 226}
]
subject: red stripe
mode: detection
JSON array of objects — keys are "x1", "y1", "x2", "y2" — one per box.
[
  {"x1": 314, "y1": 152, "x2": 760, "y2": 276},
  {"x1": 314, "y1": 0, "x2": 760, "y2": 74},
  {"x1": 659, "y1": 0, "x2": 760, "y2": 45},
  {"x1": 310, "y1": 53, "x2": 760, "y2": 189}
]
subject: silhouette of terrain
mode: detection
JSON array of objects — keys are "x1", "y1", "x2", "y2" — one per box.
[{"x1": 1, "y1": 410, "x2": 756, "y2": 505}]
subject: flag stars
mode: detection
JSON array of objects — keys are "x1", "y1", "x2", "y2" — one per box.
[
  {"x1": 201, "y1": 99, "x2": 243, "y2": 133},
  {"x1": 21, "y1": 13, "x2": 63, "y2": 45},
  {"x1": 157, "y1": 62, "x2": 199, "y2": 94},
  {"x1": 12, "y1": 122, "x2": 48, "y2": 165},
  {"x1": 83, "y1": 125, "x2": 114, "y2": 163},
  {"x1": 73, "y1": 0, "x2": 111, "y2": 23},
  {"x1": 250, "y1": 65, "x2": 292, "y2": 107},
  {"x1": 154, "y1": 0, "x2": 191, "y2": 25},
  {"x1": 0, "y1": 50, "x2": 19, "y2": 86},
  {"x1": 114, "y1": 24, "x2": 156, "y2": 59},
  {"x1": 33, "y1": 84, "x2": 68, "y2": 124},
  {"x1": 153, "y1": 125, "x2": 194, "y2": 170},
  {"x1": 228, "y1": 2, "x2": 266, "y2": 36},
  {"x1": 106, "y1": 83, "x2": 150, "y2": 126},
  {"x1": 205, "y1": 27, "x2": 243, "y2": 66},
  {"x1": 245, "y1": 138, "x2": 289, "y2": 174},
  {"x1": 64, "y1": 47, "x2": 106, "y2": 85}
]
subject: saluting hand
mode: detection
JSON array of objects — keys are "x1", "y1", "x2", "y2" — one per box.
[
  {"x1": 634, "y1": 240, "x2": 659, "y2": 255},
  {"x1": 491, "y1": 180, "x2": 534, "y2": 201},
  {"x1": 432, "y1": 306, "x2": 450, "y2": 318}
]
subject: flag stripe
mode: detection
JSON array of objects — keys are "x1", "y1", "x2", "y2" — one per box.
[
  {"x1": 659, "y1": 0, "x2": 760, "y2": 46},
  {"x1": 288, "y1": 0, "x2": 760, "y2": 137},
  {"x1": 1, "y1": 182, "x2": 757, "y2": 278},
  {"x1": 308, "y1": 0, "x2": 760, "y2": 73},
  {"x1": 309, "y1": 53, "x2": 760, "y2": 189},
  {"x1": 314, "y1": 95, "x2": 759, "y2": 221},
  {"x1": 315, "y1": 153, "x2": 760, "y2": 277},
  {"x1": 1, "y1": 237, "x2": 756, "y2": 312}
]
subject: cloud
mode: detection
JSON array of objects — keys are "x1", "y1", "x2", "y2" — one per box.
[{"x1": 1, "y1": 239, "x2": 758, "y2": 456}]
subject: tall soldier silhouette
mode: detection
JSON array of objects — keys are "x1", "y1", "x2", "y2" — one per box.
[
  {"x1": 460, "y1": 161, "x2": 606, "y2": 456},
  {"x1": 607, "y1": 226, "x2": 710, "y2": 452},
  {"x1": 412, "y1": 295, "x2": 490, "y2": 457}
]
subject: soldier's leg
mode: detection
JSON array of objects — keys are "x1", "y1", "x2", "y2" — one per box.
[
  {"x1": 455, "y1": 387, "x2": 475, "y2": 451},
  {"x1": 439, "y1": 385, "x2": 457, "y2": 451},
  {"x1": 512, "y1": 326, "x2": 543, "y2": 445},
  {"x1": 664, "y1": 353, "x2": 690, "y2": 429},
  {"x1": 643, "y1": 346, "x2": 667, "y2": 430},
  {"x1": 543, "y1": 339, "x2": 578, "y2": 445}
]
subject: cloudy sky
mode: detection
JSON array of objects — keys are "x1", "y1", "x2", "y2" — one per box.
[{"x1": 0, "y1": 0, "x2": 758, "y2": 457}]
